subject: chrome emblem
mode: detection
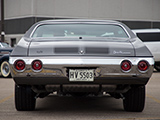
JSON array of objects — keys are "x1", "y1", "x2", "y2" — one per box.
[
  {"x1": 79, "y1": 50, "x2": 84, "y2": 54},
  {"x1": 113, "y1": 50, "x2": 131, "y2": 55}
]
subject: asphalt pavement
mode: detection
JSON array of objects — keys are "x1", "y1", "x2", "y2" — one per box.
[{"x1": 0, "y1": 71, "x2": 160, "y2": 120}]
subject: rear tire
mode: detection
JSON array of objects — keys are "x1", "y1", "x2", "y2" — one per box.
[
  {"x1": 1, "y1": 61, "x2": 11, "y2": 78},
  {"x1": 15, "y1": 84, "x2": 36, "y2": 111},
  {"x1": 154, "y1": 62, "x2": 160, "y2": 71},
  {"x1": 123, "y1": 86, "x2": 145, "y2": 112}
]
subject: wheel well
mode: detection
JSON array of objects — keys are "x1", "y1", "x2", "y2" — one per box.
[
  {"x1": 155, "y1": 62, "x2": 160, "y2": 65},
  {"x1": 0, "y1": 59, "x2": 9, "y2": 65}
]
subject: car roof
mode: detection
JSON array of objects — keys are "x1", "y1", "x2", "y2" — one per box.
[
  {"x1": 37, "y1": 19, "x2": 121, "y2": 24},
  {"x1": 24, "y1": 19, "x2": 136, "y2": 38}
]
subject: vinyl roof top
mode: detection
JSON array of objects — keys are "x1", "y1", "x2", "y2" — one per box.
[{"x1": 37, "y1": 19, "x2": 121, "y2": 24}]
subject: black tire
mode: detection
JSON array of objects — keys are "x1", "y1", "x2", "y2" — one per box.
[
  {"x1": 123, "y1": 86, "x2": 145, "y2": 112},
  {"x1": 154, "y1": 62, "x2": 160, "y2": 72},
  {"x1": 15, "y1": 84, "x2": 36, "y2": 111},
  {"x1": 1, "y1": 61, "x2": 11, "y2": 78}
]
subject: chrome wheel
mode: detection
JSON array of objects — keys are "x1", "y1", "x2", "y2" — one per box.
[{"x1": 1, "y1": 61, "x2": 11, "y2": 77}]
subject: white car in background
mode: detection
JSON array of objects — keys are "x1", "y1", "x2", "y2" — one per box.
[{"x1": 132, "y1": 29, "x2": 160, "y2": 71}]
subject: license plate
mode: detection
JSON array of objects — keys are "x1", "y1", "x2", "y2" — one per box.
[{"x1": 69, "y1": 69, "x2": 94, "y2": 81}]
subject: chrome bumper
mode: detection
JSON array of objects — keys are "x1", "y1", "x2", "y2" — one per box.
[{"x1": 9, "y1": 56, "x2": 154, "y2": 85}]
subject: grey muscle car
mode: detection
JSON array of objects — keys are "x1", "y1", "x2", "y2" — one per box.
[{"x1": 9, "y1": 19, "x2": 154, "y2": 112}]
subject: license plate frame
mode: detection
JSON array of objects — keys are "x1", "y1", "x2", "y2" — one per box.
[{"x1": 69, "y1": 69, "x2": 94, "y2": 82}]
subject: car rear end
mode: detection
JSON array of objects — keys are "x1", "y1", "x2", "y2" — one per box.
[{"x1": 9, "y1": 20, "x2": 154, "y2": 112}]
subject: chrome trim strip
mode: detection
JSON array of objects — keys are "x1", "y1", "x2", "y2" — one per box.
[{"x1": 10, "y1": 57, "x2": 154, "y2": 65}]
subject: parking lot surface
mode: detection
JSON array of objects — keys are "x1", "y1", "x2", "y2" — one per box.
[{"x1": 0, "y1": 72, "x2": 160, "y2": 120}]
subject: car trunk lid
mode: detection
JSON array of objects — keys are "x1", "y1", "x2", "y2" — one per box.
[{"x1": 28, "y1": 37, "x2": 135, "y2": 57}]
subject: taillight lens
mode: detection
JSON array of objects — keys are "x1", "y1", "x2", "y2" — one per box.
[
  {"x1": 138, "y1": 60, "x2": 149, "y2": 71},
  {"x1": 32, "y1": 60, "x2": 42, "y2": 71},
  {"x1": 121, "y1": 60, "x2": 132, "y2": 72},
  {"x1": 14, "y1": 60, "x2": 25, "y2": 71}
]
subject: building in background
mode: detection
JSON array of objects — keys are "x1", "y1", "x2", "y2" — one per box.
[{"x1": 1, "y1": 0, "x2": 160, "y2": 46}]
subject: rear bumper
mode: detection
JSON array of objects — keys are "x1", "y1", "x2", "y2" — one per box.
[{"x1": 10, "y1": 56, "x2": 154, "y2": 85}]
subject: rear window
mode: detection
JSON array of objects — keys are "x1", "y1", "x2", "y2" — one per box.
[
  {"x1": 137, "y1": 33, "x2": 160, "y2": 42},
  {"x1": 32, "y1": 24, "x2": 128, "y2": 38}
]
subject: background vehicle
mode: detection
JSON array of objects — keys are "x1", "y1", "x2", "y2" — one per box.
[
  {"x1": 10, "y1": 19, "x2": 154, "y2": 112},
  {"x1": 0, "y1": 42, "x2": 13, "y2": 77},
  {"x1": 132, "y1": 29, "x2": 160, "y2": 71},
  {"x1": 0, "y1": 42, "x2": 11, "y2": 48}
]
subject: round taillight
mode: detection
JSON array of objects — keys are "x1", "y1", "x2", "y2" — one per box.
[
  {"x1": 138, "y1": 60, "x2": 149, "y2": 71},
  {"x1": 121, "y1": 60, "x2": 132, "y2": 72},
  {"x1": 32, "y1": 60, "x2": 42, "y2": 71},
  {"x1": 14, "y1": 60, "x2": 25, "y2": 71}
]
